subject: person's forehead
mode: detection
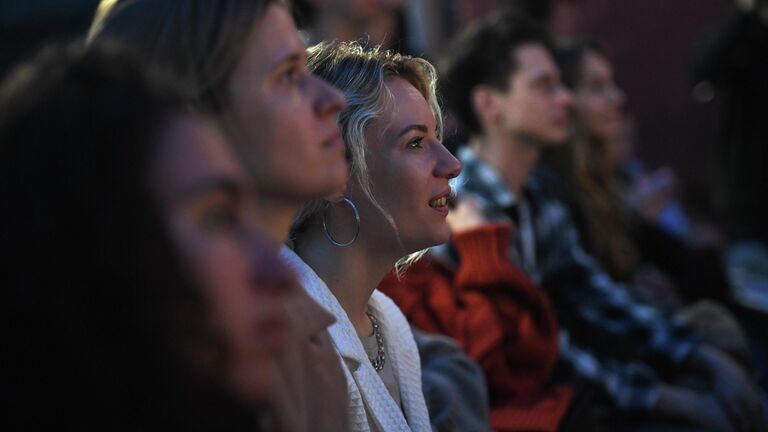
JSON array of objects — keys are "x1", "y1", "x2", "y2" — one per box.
[
  {"x1": 245, "y1": 5, "x2": 305, "y2": 71},
  {"x1": 164, "y1": 117, "x2": 241, "y2": 173},
  {"x1": 388, "y1": 76, "x2": 425, "y2": 104},
  {"x1": 385, "y1": 78, "x2": 433, "y2": 124},
  {"x1": 366, "y1": 76, "x2": 433, "y2": 143},
  {"x1": 511, "y1": 43, "x2": 557, "y2": 76},
  {"x1": 152, "y1": 115, "x2": 248, "y2": 199}
]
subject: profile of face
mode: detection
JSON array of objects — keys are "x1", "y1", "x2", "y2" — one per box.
[
  {"x1": 151, "y1": 114, "x2": 294, "y2": 404},
  {"x1": 351, "y1": 76, "x2": 461, "y2": 254},
  {"x1": 491, "y1": 43, "x2": 572, "y2": 146},
  {"x1": 226, "y1": 4, "x2": 348, "y2": 206},
  {"x1": 573, "y1": 51, "x2": 626, "y2": 143}
]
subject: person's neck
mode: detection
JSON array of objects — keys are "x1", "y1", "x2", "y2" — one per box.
[
  {"x1": 471, "y1": 130, "x2": 542, "y2": 196},
  {"x1": 253, "y1": 195, "x2": 298, "y2": 247},
  {"x1": 294, "y1": 223, "x2": 399, "y2": 337}
]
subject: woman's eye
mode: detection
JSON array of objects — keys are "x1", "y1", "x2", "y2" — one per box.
[
  {"x1": 588, "y1": 80, "x2": 607, "y2": 93},
  {"x1": 279, "y1": 67, "x2": 302, "y2": 85},
  {"x1": 406, "y1": 137, "x2": 424, "y2": 149},
  {"x1": 201, "y1": 205, "x2": 238, "y2": 232},
  {"x1": 535, "y1": 78, "x2": 556, "y2": 94}
]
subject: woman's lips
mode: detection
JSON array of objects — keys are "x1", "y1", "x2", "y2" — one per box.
[
  {"x1": 429, "y1": 193, "x2": 451, "y2": 216},
  {"x1": 323, "y1": 132, "x2": 344, "y2": 150}
]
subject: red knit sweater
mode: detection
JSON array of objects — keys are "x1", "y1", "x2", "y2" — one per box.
[{"x1": 379, "y1": 223, "x2": 573, "y2": 431}]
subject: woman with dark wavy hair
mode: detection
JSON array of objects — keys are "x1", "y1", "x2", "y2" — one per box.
[{"x1": 0, "y1": 42, "x2": 292, "y2": 430}]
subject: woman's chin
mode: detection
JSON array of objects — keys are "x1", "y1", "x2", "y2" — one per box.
[{"x1": 415, "y1": 227, "x2": 452, "y2": 250}]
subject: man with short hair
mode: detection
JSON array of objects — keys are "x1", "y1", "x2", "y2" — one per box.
[{"x1": 439, "y1": 12, "x2": 766, "y2": 430}]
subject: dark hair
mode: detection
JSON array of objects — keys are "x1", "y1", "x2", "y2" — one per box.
[
  {"x1": 0, "y1": 42, "x2": 263, "y2": 430},
  {"x1": 548, "y1": 39, "x2": 638, "y2": 280},
  {"x1": 88, "y1": 0, "x2": 280, "y2": 112},
  {"x1": 554, "y1": 38, "x2": 609, "y2": 90},
  {"x1": 441, "y1": 12, "x2": 552, "y2": 137}
]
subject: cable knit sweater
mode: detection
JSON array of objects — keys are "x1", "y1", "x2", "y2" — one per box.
[
  {"x1": 379, "y1": 223, "x2": 573, "y2": 431},
  {"x1": 281, "y1": 247, "x2": 431, "y2": 432}
]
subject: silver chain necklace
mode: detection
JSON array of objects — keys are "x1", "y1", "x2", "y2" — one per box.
[{"x1": 366, "y1": 310, "x2": 386, "y2": 371}]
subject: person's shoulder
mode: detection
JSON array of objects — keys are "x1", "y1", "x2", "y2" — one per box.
[
  {"x1": 371, "y1": 289, "x2": 403, "y2": 315},
  {"x1": 370, "y1": 289, "x2": 415, "y2": 334}
]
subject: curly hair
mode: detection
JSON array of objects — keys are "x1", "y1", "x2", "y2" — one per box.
[{"x1": 291, "y1": 40, "x2": 442, "y2": 275}]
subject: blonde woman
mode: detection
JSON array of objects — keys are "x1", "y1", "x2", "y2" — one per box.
[{"x1": 283, "y1": 41, "x2": 461, "y2": 432}]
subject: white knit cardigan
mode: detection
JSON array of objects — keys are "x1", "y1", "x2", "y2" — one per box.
[{"x1": 281, "y1": 247, "x2": 431, "y2": 432}]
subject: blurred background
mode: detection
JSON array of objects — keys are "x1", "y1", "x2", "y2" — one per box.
[
  {"x1": 3, "y1": 0, "x2": 766, "y2": 309},
  {"x1": 2, "y1": 0, "x2": 752, "y2": 228}
]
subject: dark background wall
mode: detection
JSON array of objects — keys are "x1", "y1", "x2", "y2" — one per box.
[{"x1": 0, "y1": 0, "x2": 100, "y2": 78}]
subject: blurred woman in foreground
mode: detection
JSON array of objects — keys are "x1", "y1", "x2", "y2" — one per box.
[{"x1": 0, "y1": 42, "x2": 290, "y2": 430}]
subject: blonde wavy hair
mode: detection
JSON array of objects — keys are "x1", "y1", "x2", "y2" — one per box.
[{"x1": 290, "y1": 41, "x2": 443, "y2": 276}]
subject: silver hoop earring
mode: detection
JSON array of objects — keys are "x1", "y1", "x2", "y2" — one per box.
[{"x1": 322, "y1": 197, "x2": 360, "y2": 247}]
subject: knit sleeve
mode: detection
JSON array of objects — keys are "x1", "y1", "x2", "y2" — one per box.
[
  {"x1": 446, "y1": 224, "x2": 560, "y2": 399},
  {"x1": 451, "y1": 223, "x2": 557, "y2": 339},
  {"x1": 452, "y1": 223, "x2": 524, "y2": 288},
  {"x1": 379, "y1": 230, "x2": 572, "y2": 430}
]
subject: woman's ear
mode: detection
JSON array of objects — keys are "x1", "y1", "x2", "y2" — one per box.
[
  {"x1": 325, "y1": 194, "x2": 345, "y2": 204},
  {"x1": 471, "y1": 85, "x2": 498, "y2": 128},
  {"x1": 323, "y1": 183, "x2": 349, "y2": 204}
]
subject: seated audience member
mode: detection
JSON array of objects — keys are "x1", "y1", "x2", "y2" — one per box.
[
  {"x1": 283, "y1": 41, "x2": 463, "y2": 431},
  {"x1": 0, "y1": 42, "x2": 288, "y2": 430},
  {"x1": 549, "y1": 36, "x2": 755, "y2": 378},
  {"x1": 539, "y1": 40, "x2": 730, "y2": 306},
  {"x1": 429, "y1": 12, "x2": 764, "y2": 430},
  {"x1": 89, "y1": 1, "x2": 350, "y2": 430}
]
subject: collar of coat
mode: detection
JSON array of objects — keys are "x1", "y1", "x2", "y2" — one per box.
[{"x1": 280, "y1": 246, "x2": 431, "y2": 432}]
